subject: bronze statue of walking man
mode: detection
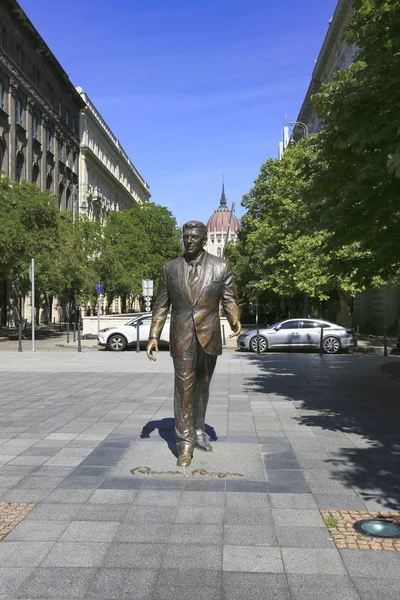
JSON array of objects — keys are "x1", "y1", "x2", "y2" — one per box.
[{"x1": 146, "y1": 221, "x2": 241, "y2": 467}]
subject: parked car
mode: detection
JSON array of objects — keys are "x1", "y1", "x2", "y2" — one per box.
[
  {"x1": 97, "y1": 314, "x2": 170, "y2": 351},
  {"x1": 237, "y1": 318, "x2": 356, "y2": 354}
]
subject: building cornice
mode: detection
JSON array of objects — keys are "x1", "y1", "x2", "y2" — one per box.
[
  {"x1": 81, "y1": 144, "x2": 145, "y2": 203},
  {"x1": 0, "y1": 53, "x2": 80, "y2": 150},
  {"x1": 77, "y1": 86, "x2": 150, "y2": 195},
  {"x1": 297, "y1": 0, "x2": 353, "y2": 127},
  {"x1": 3, "y1": 0, "x2": 85, "y2": 107}
]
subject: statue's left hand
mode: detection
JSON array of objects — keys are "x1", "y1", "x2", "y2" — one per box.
[
  {"x1": 146, "y1": 338, "x2": 159, "y2": 361},
  {"x1": 229, "y1": 321, "x2": 242, "y2": 337}
]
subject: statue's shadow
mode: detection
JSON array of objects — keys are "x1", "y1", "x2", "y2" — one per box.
[{"x1": 140, "y1": 418, "x2": 217, "y2": 458}]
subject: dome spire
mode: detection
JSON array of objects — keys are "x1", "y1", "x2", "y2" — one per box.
[{"x1": 220, "y1": 177, "x2": 227, "y2": 208}]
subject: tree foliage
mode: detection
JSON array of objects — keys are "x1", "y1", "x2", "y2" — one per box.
[
  {"x1": 0, "y1": 177, "x2": 59, "y2": 296},
  {"x1": 226, "y1": 140, "x2": 362, "y2": 306},
  {"x1": 230, "y1": 0, "x2": 400, "y2": 310},
  {"x1": 310, "y1": 0, "x2": 400, "y2": 284},
  {"x1": 98, "y1": 202, "x2": 181, "y2": 306},
  {"x1": 1, "y1": 177, "x2": 182, "y2": 316}
]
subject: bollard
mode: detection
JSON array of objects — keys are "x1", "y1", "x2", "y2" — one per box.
[
  {"x1": 18, "y1": 323, "x2": 22, "y2": 352},
  {"x1": 136, "y1": 323, "x2": 140, "y2": 353},
  {"x1": 73, "y1": 322, "x2": 76, "y2": 343},
  {"x1": 53, "y1": 317, "x2": 56, "y2": 329},
  {"x1": 66, "y1": 322, "x2": 70, "y2": 344},
  {"x1": 222, "y1": 324, "x2": 226, "y2": 346},
  {"x1": 319, "y1": 326, "x2": 324, "y2": 356},
  {"x1": 77, "y1": 325, "x2": 82, "y2": 353},
  {"x1": 383, "y1": 326, "x2": 388, "y2": 357}
]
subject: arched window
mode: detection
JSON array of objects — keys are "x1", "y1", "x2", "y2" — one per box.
[
  {"x1": 46, "y1": 173, "x2": 52, "y2": 190},
  {"x1": 32, "y1": 114, "x2": 39, "y2": 139},
  {"x1": 46, "y1": 128, "x2": 52, "y2": 152},
  {"x1": 66, "y1": 187, "x2": 71, "y2": 211},
  {"x1": 32, "y1": 162, "x2": 39, "y2": 183},
  {"x1": 0, "y1": 140, "x2": 5, "y2": 170},
  {"x1": 217, "y1": 248, "x2": 221, "y2": 258},
  {"x1": 16, "y1": 151, "x2": 24, "y2": 183},
  {"x1": 58, "y1": 183, "x2": 64, "y2": 209},
  {"x1": 15, "y1": 98, "x2": 23, "y2": 125}
]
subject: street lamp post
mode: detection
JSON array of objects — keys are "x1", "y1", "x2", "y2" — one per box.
[{"x1": 289, "y1": 121, "x2": 309, "y2": 318}]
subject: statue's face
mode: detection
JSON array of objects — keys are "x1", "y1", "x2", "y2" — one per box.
[{"x1": 183, "y1": 227, "x2": 206, "y2": 258}]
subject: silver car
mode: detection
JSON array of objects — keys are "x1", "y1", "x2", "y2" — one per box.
[{"x1": 237, "y1": 318, "x2": 356, "y2": 354}]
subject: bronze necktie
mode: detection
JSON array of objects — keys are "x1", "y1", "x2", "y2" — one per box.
[{"x1": 188, "y1": 261, "x2": 199, "y2": 286}]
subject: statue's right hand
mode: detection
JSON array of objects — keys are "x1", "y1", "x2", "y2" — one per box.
[{"x1": 146, "y1": 338, "x2": 159, "y2": 361}]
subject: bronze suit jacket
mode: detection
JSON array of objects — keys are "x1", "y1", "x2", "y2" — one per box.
[{"x1": 149, "y1": 251, "x2": 240, "y2": 357}]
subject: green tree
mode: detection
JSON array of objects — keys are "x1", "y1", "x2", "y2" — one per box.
[
  {"x1": 41, "y1": 213, "x2": 102, "y2": 316},
  {"x1": 98, "y1": 202, "x2": 181, "y2": 310},
  {"x1": 310, "y1": 0, "x2": 400, "y2": 285},
  {"x1": 0, "y1": 177, "x2": 59, "y2": 300},
  {"x1": 226, "y1": 139, "x2": 362, "y2": 316}
]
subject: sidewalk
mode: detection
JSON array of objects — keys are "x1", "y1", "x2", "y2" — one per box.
[{"x1": 0, "y1": 350, "x2": 399, "y2": 599}]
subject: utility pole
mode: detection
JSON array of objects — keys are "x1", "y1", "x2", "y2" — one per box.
[{"x1": 29, "y1": 258, "x2": 35, "y2": 352}]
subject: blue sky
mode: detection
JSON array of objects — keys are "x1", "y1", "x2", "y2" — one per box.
[{"x1": 19, "y1": 0, "x2": 337, "y2": 227}]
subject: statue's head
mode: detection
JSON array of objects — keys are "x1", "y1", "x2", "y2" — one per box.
[{"x1": 182, "y1": 221, "x2": 207, "y2": 259}]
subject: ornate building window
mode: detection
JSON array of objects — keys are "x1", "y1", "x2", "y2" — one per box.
[
  {"x1": 72, "y1": 117, "x2": 75, "y2": 133},
  {"x1": 32, "y1": 114, "x2": 39, "y2": 139},
  {"x1": 16, "y1": 151, "x2": 24, "y2": 183},
  {"x1": 58, "y1": 182, "x2": 64, "y2": 209},
  {"x1": 16, "y1": 45, "x2": 25, "y2": 70},
  {"x1": 33, "y1": 66, "x2": 41, "y2": 89},
  {"x1": 0, "y1": 26, "x2": 8, "y2": 51},
  {"x1": 58, "y1": 140, "x2": 63, "y2": 162},
  {"x1": 47, "y1": 83, "x2": 53, "y2": 103},
  {"x1": 0, "y1": 140, "x2": 5, "y2": 171},
  {"x1": 65, "y1": 109, "x2": 69, "y2": 127},
  {"x1": 32, "y1": 162, "x2": 39, "y2": 183},
  {"x1": 46, "y1": 172, "x2": 52, "y2": 190},
  {"x1": 217, "y1": 248, "x2": 221, "y2": 258},
  {"x1": 58, "y1": 100, "x2": 62, "y2": 118},
  {"x1": 15, "y1": 98, "x2": 23, "y2": 125},
  {"x1": 66, "y1": 186, "x2": 71, "y2": 210},
  {"x1": 46, "y1": 128, "x2": 52, "y2": 152}
]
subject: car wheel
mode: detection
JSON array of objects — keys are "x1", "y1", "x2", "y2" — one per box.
[
  {"x1": 249, "y1": 335, "x2": 268, "y2": 353},
  {"x1": 322, "y1": 336, "x2": 341, "y2": 354},
  {"x1": 108, "y1": 334, "x2": 127, "y2": 352}
]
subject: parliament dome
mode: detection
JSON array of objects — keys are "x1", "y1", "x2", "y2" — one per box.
[
  {"x1": 206, "y1": 183, "x2": 240, "y2": 258},
  {"x1": 207, "y1": 183, "x2": 240, "y2": 233}
]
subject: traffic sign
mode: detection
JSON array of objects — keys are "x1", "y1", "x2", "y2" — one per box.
[
  {"x1": 142, "y1": 279, "x2": 153, "y2": 297},
  {"x1": 96, "y1": 282, "x2": 103, "y2": 296}
]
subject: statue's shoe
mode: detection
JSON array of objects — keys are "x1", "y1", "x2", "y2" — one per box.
[
  {"x1": 195, "y1": 432, "x2": 213, "y2": 452},
  {"x1": 177, "y1": 452, "x2": 192, "y2": 467}
]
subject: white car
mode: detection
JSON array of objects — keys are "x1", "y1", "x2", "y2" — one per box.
[{"x1": 97, "y1": 314, "x2": 170, "y2": 352}]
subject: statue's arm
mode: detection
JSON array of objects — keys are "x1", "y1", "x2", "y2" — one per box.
[
  {"x1": 146, "y1": 266, "x2": 171, "y2": 361},
  {"x1": 221, "y1": 264, "x2": 241, "y2": 336}
]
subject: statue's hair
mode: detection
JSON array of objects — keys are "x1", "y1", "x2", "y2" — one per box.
[{"x1": 183, "y1": 221, "x2": 207, "y2": 238}]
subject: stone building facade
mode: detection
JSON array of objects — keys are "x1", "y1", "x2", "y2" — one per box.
[
  {"x1": 0, "y1": 0, "x2": 83, "y2": 203},
  {"x1": 206, "y1": 184, "x2": 240, "y2": 258},
  {"x1": 0, "y1": 0, "x2": 84, "y2": 326},
  {"x1": 76, "y1": 87, "x2": 150, "y2": 224}
]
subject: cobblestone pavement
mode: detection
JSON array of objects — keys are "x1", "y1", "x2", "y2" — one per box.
[{"x1": 0, "y1": 350, "x2": 399, "y2": 599}]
